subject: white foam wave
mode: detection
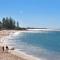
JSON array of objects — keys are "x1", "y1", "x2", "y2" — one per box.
[
  {"x1": 0, "y1": 31, "x2": 43, "y2": 60},
  {"x1": 9, "y1": 49, "x2": 42, "y2": 60}
]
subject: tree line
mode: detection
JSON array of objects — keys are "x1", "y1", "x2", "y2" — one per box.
[{"x1": 0, "y1": 17, "x2": 25, "y2": 30}]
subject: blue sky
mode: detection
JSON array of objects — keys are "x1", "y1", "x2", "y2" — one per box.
[{"x1": 0, "y1": 0, "x2": 60, "y2": 28}]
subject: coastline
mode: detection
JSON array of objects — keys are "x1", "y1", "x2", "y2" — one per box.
[
  {"x1": 0, "y1": 30, "x2": 41, "y2": 60},
  {"x1": 9, "y1": 49, "x2": 40, "y2": 60},
  {"x1": 8, "y1": 30, "x2": 41, "y2": 60},
  {"x1": 0, "y1": 29, "x2": 60, "y2": 60},
  {"x1": 0, "y1": 30, "x2": 25, "y2": 60}
]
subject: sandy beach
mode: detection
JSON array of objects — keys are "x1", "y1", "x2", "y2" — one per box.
[
  {"x1": 0, "y1": 46, "x2": 25, "y2": 60},
  {"x1": 0, "y1": 29, "x2": 52, "y2": 60},
  {"x1": 0, "y1": 30, "x2": 26, "y2": 60},
  {"x1": 0, "y1": 30, "x2": 41, "y2": 60}
]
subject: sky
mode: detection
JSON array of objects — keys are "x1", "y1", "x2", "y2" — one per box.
[{"x1": 0, "y1": 0, "x2": 60, "y2": 28}]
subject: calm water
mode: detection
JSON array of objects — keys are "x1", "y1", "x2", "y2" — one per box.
[{"x1": 6, "y1": 31, "x2": 60, "y2": 60}]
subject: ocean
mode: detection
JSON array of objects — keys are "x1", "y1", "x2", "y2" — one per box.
[{"x1": 5, "y1": 31, "x2": 60, "y2": 60}]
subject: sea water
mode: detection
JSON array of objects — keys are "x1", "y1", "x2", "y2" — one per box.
[{"x1": 5, "y1": 31, "x2": 60, "y2": 60}]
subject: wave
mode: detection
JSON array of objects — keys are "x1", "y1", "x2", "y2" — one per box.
[
  {"x1": 3, "y1": 31, "x2": 42, "y2": 60},
  {"x1": 3, "y1": 31, "x2": 60, "y2": 60}
]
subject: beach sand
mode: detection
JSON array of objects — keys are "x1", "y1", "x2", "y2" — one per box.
[
  {"x1": 0, "y1": 30, "x2": 25, "y2": 60},
  {"x1": 0, "y1": 30, "x2": 41, "y2": 60},
  {"x1": 0, "y1": 46, "x2": 25, "y2": 60}
]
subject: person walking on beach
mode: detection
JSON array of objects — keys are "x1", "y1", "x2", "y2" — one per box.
[
  {"x1": 6, "y1": 45, "x2": 9, "y2": 53},
  {"x1": 2, "y1": 46, "x2": 4, "y2": 52}
]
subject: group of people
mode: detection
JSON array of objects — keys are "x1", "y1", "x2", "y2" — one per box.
[{"x1": 2, "y1": 45, "x2": 9, "y2": 52}]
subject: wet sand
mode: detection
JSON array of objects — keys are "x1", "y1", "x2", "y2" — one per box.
[{"x1": 0, "y1": 46, "x2": 25, "y2": 60}]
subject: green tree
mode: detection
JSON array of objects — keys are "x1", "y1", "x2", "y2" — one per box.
[
  {"x1": 0, "y1": 21, "x2": 2, "y2": 29},
  {"x1": 1, "y1": 17, "x2": 23, "y2": 30},
  {"x1": 2, "y1": 17, "x2": 6, "y2": 28},
  {"x1": 9, "y1": 17, "x2": 16, "y2": 29},
  {"x1": 17, "y1": 21, "x2": 19, "y2": 28}
]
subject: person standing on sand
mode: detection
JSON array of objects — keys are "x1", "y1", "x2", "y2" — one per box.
[
  {"x1": 2, "y1": 46, "x2": 4, "y2": 52},
  {"x1": 6, "y1": 45, "x2": 9, "y2": 53}
]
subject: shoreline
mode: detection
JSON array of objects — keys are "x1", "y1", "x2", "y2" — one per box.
[
  {"x1": 0, "y1": 29, "x2": 60, "y2": 60},
  {"x1": 9, "y1": 49, "x2": 40, "y2": 60},
  {"x1": 7, "y1": 30, "x2": 41, "y2": 60},
  {"x1": 0, "y1": 30, "x2": 41, "y2": 60},
  {"x1": 0, "y1": 30, "x2": 25, "y2": 60}
]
